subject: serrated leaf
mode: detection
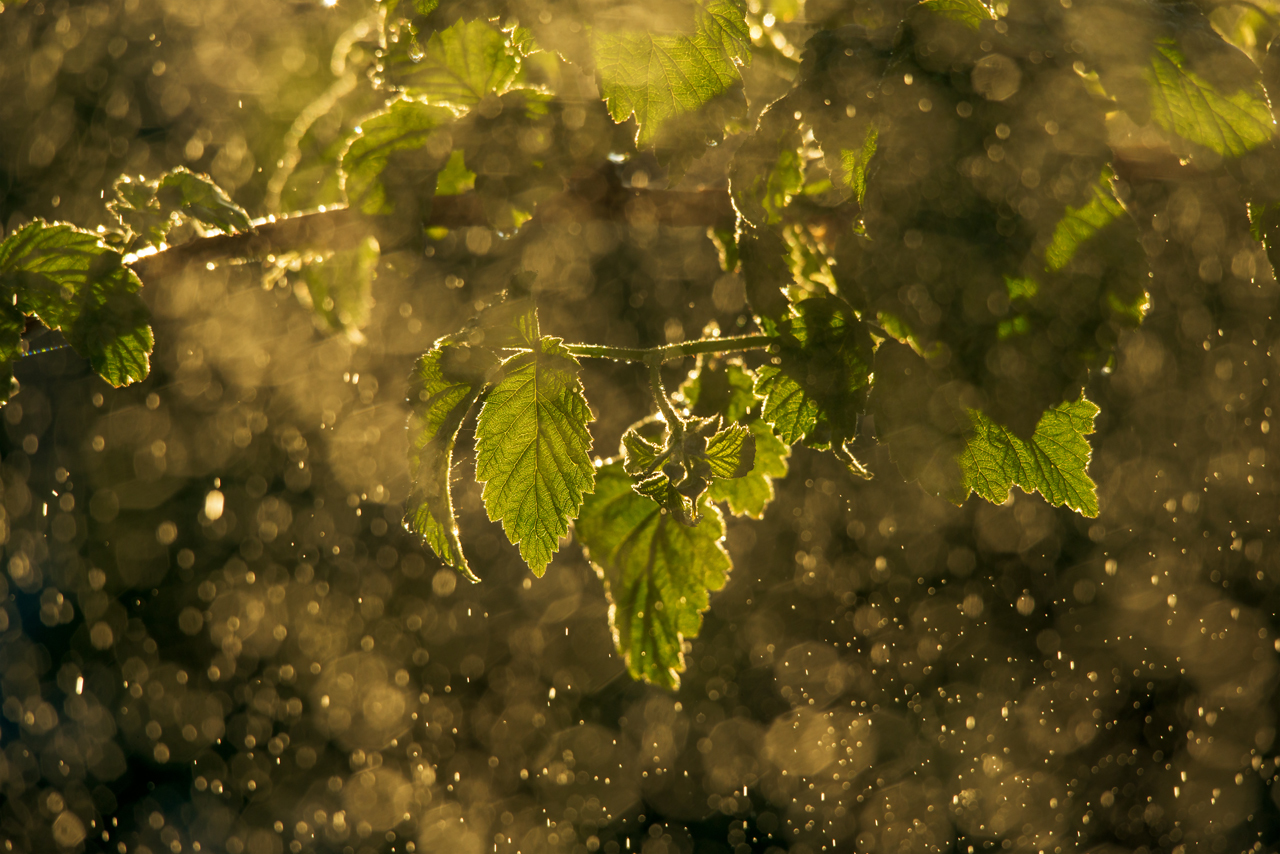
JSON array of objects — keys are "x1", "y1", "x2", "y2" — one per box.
[
  {"x1": 1144, "y1": 37, "x2": 1274, "y2": 158},
  {"x1": 621, "y1": 427, "x2": 664, "y2": 476},
  {"x1": 110, "y1": 168, "x2": 251, "y2": 249},
  {"x1": 342, "y1": 97, "x2": 455, "y2": 215},
  {"x1": 575, "y1": 462, "x2": 731, "y2": 689},
  {"x1": 703, "y1": 422, "x2": 754, "y2": 478},
  {"x1": 384, "y1": 19, "x2": 520, "y2": 109},
  {"x1": 754, "y1": 297, "x2": 872, "y2": 448},
  {"x1": 593, "y1": 0, "x2": 750, "y2": 146},
  {"x1": 960, "y1": 397, "x2": 1100, "y2": 516},
  {"x1": 405, "y1": 342, "x2": 499, "y2": 580},
  {"x1": 300, "y1": 236, "x2": 379, "y2": 342},
  {"x1": 0, "y1": 221, "x2": 152, "y2": 387},
  {"x1": 708, "y1": 418, "x2": 789, "y2": 518},
  {"x1": 155, "y1": 168, "x2": 253, "y2": 235},
  {"x1": 475, "y1": 336, "x2": 595, "y2": 575},
  {"x1": 1043, "y1": 168, "x2": 1126, "y2": 272},
  {"x1": 839, "y1": 124, "x2": 878, "y2": 208},
  {"x1": 917, "y1": 0, "x2": 995, "y2": 30}
]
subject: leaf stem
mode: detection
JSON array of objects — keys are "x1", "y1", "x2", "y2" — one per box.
[
  {"x1": 647, "y1": 355, "x2": 683, "y2": 436},
  {"x1": 564, "y1": 334, "x2": 773, "y2": 363}
]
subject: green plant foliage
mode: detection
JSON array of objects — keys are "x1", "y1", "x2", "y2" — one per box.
[
  {"x1": 1143, "y1": 38, "x2": 1273, "y2": 159},
  {"x1": 383, "y1": 18, "x2": 522, "y2": 110},
  {"x1": 298, "y1": 236, "x2": 380, "y2": 342},
  {"x1": 593, "y1": 0, "x2": 750, "y2": 145},
  {"x1": 475, "y1": 335, "x2": 596, "y2": 576},
  {"x1": 575, "y1": 462, "x2": 730, "y2": 689},
  {"x1": 110, "y1": 168, "x2": 253, "y2": 249},
  {"x1": 707, "y1": 418, "x2": 789, "y2": 518},
  {"x1": 959, "y1": 396, "x2": 1101, "y2": 516},
  {"x1": 406, "y1": 341, "x2": 500, "y2": 581},
  {"x1": 918, "y1": 0, "x2": 994, "y2": 30},
  {"x1": 754, "y1": 297, "x2": 872, "y2": 450},
  {"x1": 0, "y1": 221, "x2": 152, "y2": 389},
  {"x1": 340, "y1": 96, "x2": 455, "y2": 215}
]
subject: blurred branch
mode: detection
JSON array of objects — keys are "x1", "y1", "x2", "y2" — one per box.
[{"x1": 127, "y1": 188, "x2": 737, "y2": 282}]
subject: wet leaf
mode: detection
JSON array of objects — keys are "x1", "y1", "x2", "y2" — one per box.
[
  {"x1": 341, "y1": 97, "x2": 455, "y2": 215},
  {"x1": 707, "y1": 419, "x2": 789, "y2": 518},
  {"x1": 385, "y1": 18, "x2": 520, "y2": 110}
]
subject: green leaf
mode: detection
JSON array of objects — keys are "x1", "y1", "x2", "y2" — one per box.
[
  {"x1": 341, "y1": 97, "x2": 455, "y2": 215},
  {"x1": 1144, "y1": 37, "x2": 1274, "y2": 158},
  {"x1": 593, "y1": 0, "x2": 750, "y2": 146},
  {"x1": 575, "y1": 462, "x2": 731, "y2": 689},
  {"x1": 109, "y1": 168, "x2": 251, "y2": 249},
  {"x1": 678, "y1": 361, "x2": 756, "y2": 424},
  {"x1": 405, "y1": 342, "x2": 500, "y2": 581},
  {"x1": 434, "y1": 149, "x2": 476, "y2": 196},
  {"x1": 838, "y1": 124, "x2": 878, "y2": 208},
  {"x1": 300, "y1": 236, "x2": 379, "y2": 342},
  {"x1": 917, "y1": 0, "x2": 995, "y2": 30},
  {"x1": 0, "y1": 304, "x2": 25, "y2": 406},
  {"x1": 960, "y1": 397, "x2": 1100, "y2": 516},
  {"x1": 0, "y1": 221, "x2": 152, "y2": 387},
  {"x1": 384, "y1": 19, "x2": 521, "y2": 110},
  {"x1": 621, "y1": 426, "x2": 664, "y2": 476},
  {"x1": 475, "y1": 336, "x2": 596, "y2": 575},
  {"x1": 708, "y1": 418, "x2": 789, "y2": 518},
  {"x1": 154, "y1": 168, "x2": 253, "y2": 235},
  {"x1": 703, "y1": 422, "x2": 754, "y2": 478},
  {"x1": 754, "y1": 297, "x2": 872, "y2": 448},
  {"x1": 1043, "y1": 168, "x2": 1126, "y2": 272}
]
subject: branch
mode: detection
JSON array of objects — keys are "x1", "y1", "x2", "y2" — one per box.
[
  {"x1": 127, "y1": 188, "x2": 737, "y2": 282},
  {"x1": 564, "y1": 334, "x2": 773, "y2": 363}
]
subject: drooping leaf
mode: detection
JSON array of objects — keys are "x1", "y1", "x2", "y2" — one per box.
[
  {"x1": 1143, "y1": 38, "x2": 1274, "y2": 159},
  {"x1": 593, "y1": 0, "x2": 751, "y2": 146},
  {"x1": 960, "y1": 396, "x2": 1100, "y2": 516},
  {"x1": 341, "y1": 97, "x2": 455, "y2": 215},
  {"x1": 405, "y1": 342, "x2": 500, "y2": 581},
  {"x1": 575, "y1": 462, "x2": 731, "y2": 689},
  {"x1": 707, "y1": 418, "x2": 789, "y2": 518},
  {"x1": 299, "y1": 236, "x2": 379, "y2": 342},
  {"x1": 0, "y1": 303, "x2": 24, "y2": 405},
  {"x1": 384, "y1": 18, "x2": 521, "y2": 110},
  {"x1": 475, "y1": 336, "x2": 596, "y2": 575},
  {"x1": 0, "y1": 221, "x2": 152, "y2": 387},
  {"x1": 754, "y1": 297, "x2": 872, "y2": 448}
]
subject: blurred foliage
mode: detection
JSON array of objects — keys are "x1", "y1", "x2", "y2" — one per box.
[{"x1": 3, "y1": 1, "x2": 1280, "y2": 854}]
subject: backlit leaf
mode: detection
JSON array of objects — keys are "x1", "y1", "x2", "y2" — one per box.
[
  {"x1": 475, "y1": 336, "x2": 595, "y2": 575},
  {"x1": 575, "y1": 462, "x2": 731, "y2": 689},
  {"x1": 110, "y1": 168, "x2": 251, "y2": 249},
  {"x1": 1144, "y1": 38, "x2": 1273, "y2": 158},
  {"x1": 384, "y1": 18, "x2": 520, "y2": 110},
  {"x1": 960, "y1": 396, "x2": 1100, "y2": 516},
  {"x1": 0, "y1": 221, "x2": 152, "y2": 387},
  {"x1": 593, "y1": 0, "x2": 750, "y2": 146},
  {"x1": 341, "y1": 97, "x2": 455, "y2": 215},
  {"x1": 1044, "y1": 169, "x2": 1126, "y2": 272},
  {"x1": 707, "y1": 419, "x2": 788, "y2": 518},
  {"x1": 405, "y1": 342, "x2": 499, "y2": 581}
]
